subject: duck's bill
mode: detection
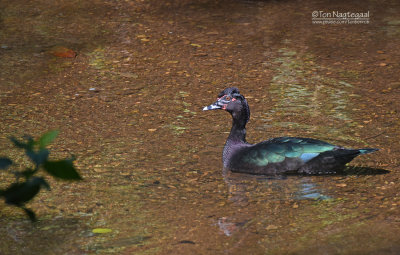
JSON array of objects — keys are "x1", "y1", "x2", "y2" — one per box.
[{"x1": 203, "y1": 102, "x2": 222, "y2": 111}]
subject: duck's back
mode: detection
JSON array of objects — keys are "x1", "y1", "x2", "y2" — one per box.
[{"x1": 225, "y1": 137, "x2": 375, "y2": 175}]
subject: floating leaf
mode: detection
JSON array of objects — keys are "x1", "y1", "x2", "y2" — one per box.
[
  {"x1": 38, "y1": 130, "x2": 59, "y2": 149},
  {"x1": 92, "y1": 228, "x2": 112, "y2": 234},
  {"x1": 0, "y1": 158, "x2": 12, "y2": 170},
  {"x1": 43, "y1": 160, "x2": 82, "y2": 180},
  {"x1": 49, "y1": 46, "x2": 77, "y2": 58}
]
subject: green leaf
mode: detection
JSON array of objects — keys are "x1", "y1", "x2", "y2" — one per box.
[
  {"x1": 43, "y1": 160, "x2": 82, "y2": 180},
  {"x1": 23, "y1": 207, "x2": 37, "y2": 222},
  {"x1": 19, "y1": 168, "x2": 36, "y2": 179},
  {"x1": 38, "y1": 130, "x2": 59, "y2": 149},
  {"x1": 0, "y1": 157, "x2": 12, "y2": 170},
  {"x1": 26, "y1": 149, "x2": 49, "y2": 166},
  {"x1": 2, "y1": 177, "x2": 47, "y2": 206}
]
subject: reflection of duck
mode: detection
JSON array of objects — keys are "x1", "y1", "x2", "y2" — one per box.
[
  {"x1": 217, "y1": 217, "x2": 248, "y2": 237},
  {"x1": 296, "y1": 179, "x2": 330, "y2": 200},
  {"x1": 219, "y1": 174, "x2": 330, "y2": 239},
  {"x1": 204, "y1": 87, "x2": 378, "y2": 175}
]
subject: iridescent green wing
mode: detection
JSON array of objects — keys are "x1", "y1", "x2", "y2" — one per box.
[{"x1": 240, "y1": 137, "x2": 336, "y2": 167}]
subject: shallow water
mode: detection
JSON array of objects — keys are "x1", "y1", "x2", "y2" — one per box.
[{"x1": 1, "y1": 0, "x2": 400, "y2": 254}]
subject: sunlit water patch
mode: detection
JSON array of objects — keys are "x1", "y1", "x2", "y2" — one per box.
[
  {"x1": 263, "y1": 46, "x2": 366, "y2": 142},
  {"x1": 270, "y1": 48, "x2": 352, "y2": 121}
]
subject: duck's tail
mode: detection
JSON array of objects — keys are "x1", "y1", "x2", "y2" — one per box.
[{"x1": 358, "y1": 148, "x2": 379, "y2": 154}]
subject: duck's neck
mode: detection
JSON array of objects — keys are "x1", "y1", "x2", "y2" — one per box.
[
  {"x1": 227, "y1": 116, "x2": 247, "y2": 143},
  {"x1": 223, "y1": 115, "x2": 248, "y2": 168},
  {"x1": 222, "y1": 100, "x2": 250, "y2": 167}
]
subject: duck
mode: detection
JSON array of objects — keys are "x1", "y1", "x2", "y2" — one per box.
[{"x1": 203, "y1": 87, "x2": 378, "y2": 175}]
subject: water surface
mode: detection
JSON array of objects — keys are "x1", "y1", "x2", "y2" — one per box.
[{"x1": 1, "y1": 0, "x2": 400, "y2": 254}]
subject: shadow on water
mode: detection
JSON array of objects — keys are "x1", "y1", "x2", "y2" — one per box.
[{"x1": 341, "y1": 166, "x2": 390, "y2": 175}]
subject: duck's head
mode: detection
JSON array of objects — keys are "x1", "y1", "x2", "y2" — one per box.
[{"x1": 203, "y1": 87, "x2": 250, "y2": 124}]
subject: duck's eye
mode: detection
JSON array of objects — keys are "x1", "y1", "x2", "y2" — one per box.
[{"x1": 225, "y1": 96, "x2": 231, "y2": 100}]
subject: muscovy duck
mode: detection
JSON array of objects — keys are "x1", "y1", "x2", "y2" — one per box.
[{"x1": 203, "y1": 87, "x2": 378, "y2": 175}]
